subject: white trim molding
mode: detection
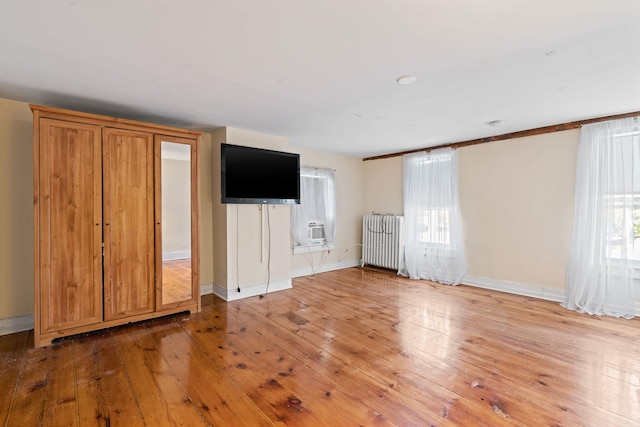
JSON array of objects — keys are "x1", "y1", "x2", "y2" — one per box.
[
  {"x1": 0, "y1": 314, "x2": 34, "y2": 336},
  {"x1": 291, "y1": 259, "x2": 361, "y2": 279},
  {"x1": 201, "y1": 283, "x2": 214, "y2": 296},
  {"x1": 210, "y1": 279, "x2": 292, "y2": 302},
  {"x1": 292, "y1": 243, "x2": 335, "y2": 255},
  {"x1": 162, "y1": 251, "x2": 191, "y2": 261},
  {"x1": 463, "y1": 275, "x2": 565, "y2": 302}
]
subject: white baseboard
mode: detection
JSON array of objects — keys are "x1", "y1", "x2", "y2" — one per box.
[
  {"x1": 292, "y1": 243, "x2": 335, "y2": 255},
  {"x1": 290, "y1": 258, "x2": 361, "y2": 279},
  {"x1": 210, "y1": 278, "x2": 292, "y2": 302},
  {"x1": 0, "y1": 314, "x2": 34, "y2": 336},
  {"x1": 463, "y1": 275, "x2": 565, "y2": 302},
  {"x1": 201, "y1": 283, "x2": 214, "y2": 296},
  {"x1": 162, "y1": 251, "x2": 191, "y2": 261}
]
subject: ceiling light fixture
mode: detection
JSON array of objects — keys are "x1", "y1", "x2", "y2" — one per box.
[{"x1": 396, "y1": 75, "x2": 417, "y2": 85}]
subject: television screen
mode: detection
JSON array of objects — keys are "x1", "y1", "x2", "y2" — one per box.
[{"x1": 221, "y1": 143, "x2": 300, "y2": 204}]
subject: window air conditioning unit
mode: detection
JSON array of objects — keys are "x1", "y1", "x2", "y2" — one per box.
[{"x1": 307, "y1": 220, "x2": 326, "y2": 244}]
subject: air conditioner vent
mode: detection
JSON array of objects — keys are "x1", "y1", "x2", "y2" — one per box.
[{"x1": 307, "y1": 220, "x2": 325, "y2": 244}]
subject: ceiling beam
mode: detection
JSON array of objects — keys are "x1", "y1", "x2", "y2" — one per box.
[{"x1": 363, "y1": 110, "x2": 640, "y2": 161}]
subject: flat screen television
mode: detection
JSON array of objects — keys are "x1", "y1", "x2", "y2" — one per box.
[{"x1": 221, "y1": 143, "x2": 300, "y2": 204}]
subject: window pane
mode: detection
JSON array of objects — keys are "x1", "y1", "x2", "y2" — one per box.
[{"x1": 418, "y1": 207, "x2": 451, "y2": 246}]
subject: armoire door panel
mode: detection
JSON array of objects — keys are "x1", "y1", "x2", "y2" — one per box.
[
  {"x1": 103, "y1": 128, "x2": 155, "y2": 320},
  {"x1": 38, "y1": 119, "x2": 103, "y2": 332}
]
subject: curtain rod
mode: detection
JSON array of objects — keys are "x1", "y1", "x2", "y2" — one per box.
[{"x1": 363, "y1": 110, "x2": 640, "y2": 162}]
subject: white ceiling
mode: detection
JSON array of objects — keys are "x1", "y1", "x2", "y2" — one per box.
[{"x1": 1, "y1": 0, "x2": 639, "y2": 158}]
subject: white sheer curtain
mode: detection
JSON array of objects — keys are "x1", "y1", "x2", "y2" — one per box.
[
  {"x1": 563, "y1": 117, "x2": 640, "y2": 318},
  {"x1": 291, "y1": 167, "x2": 336, "y2": 246},
  {"x1": 400, "y1": 148, "x2": 467, "y2": 284}
]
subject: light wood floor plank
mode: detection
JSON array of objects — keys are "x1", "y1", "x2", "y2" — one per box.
[
  {"x1": 0, "y1": 331, "x2": 30, "y2": 425},
  {"x1": 74, "y1": 330, "x2": 146, "y2": 426},
  {"x1": 145, "y1": 317, "x2": 274, "y2": 427},
  {"x1": 181, "y1": 318, "x2": 333, "y2": 426},
  {"x1": 1, "y1": 267, "x2": 639, "y2": 426},
  {"x1": 7, "y1": 336, "x2": 60, "y2": 426},
  {"x1": 197, "y1": 305, "x2": 401, "y2": 426},
  {"x1": 111, "y1": 323, "x2": 206, "y2": 426}
]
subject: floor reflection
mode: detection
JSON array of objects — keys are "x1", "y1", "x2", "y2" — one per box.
[{"x1": 162, "y1": 258, "x2": 192, "y2": 303}]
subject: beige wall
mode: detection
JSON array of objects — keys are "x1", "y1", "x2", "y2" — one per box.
[
  {"x1": 459, "y1": 131, "x2": 578, "y2": 289},
  {"x1": 0, "y1": 98, "x2": 364, "y2": 320},
  {"x1": 199, "y1": 132, "x2": 215, "y2": 286},
  {"x1": 211, "y1": 128, "x2": 293, "y2": 290},
  {"x1": 0, "y1": 98, "x2": 217, "y2": 322},
  {"x1": 208, "y1": 128, "x2": 228, "y2": 288},
  {"x1": 209, "y1": 127, "x2": 365, "y2": 290},
  {"x1": 226, "y1": 128, "x2": 293, "y2": 289},
  {"x1": 363, "y1": 131, "x2": 579, "y2": 291},
  {"x1": 0, "y1": 98, "x2": 34, "y2": 319},
  {"x1": 0, "y1": 93, "x2": 578, "y2": 321},
  {"x1": 363, "y1": 156, "x2": 403, "y2": 216},
  {"x1": 161, "y1": 158, "x2": 191, "y2": 255},
  {"x1": 289, "y1": 147, "x2": 365, "y2": 271}
]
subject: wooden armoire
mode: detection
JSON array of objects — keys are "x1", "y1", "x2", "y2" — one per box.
[{"x1": 32, "y1": 105, "x2": 201, "y2": 347}]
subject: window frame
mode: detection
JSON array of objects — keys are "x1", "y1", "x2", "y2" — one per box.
[
  {"x1": 604, "y1": 130, "x2": 640, "y2": 264},
  {"x1": 291, "y1": 167, "x2": 336, "y2": 252}
]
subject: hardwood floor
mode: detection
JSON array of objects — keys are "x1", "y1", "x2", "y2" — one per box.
[
  {"x1": 162, "y1": 258, "x2": 193, "y2": 303},
  {"x1": 1, "y1": 267, "x2": 639, "y2": 426}
]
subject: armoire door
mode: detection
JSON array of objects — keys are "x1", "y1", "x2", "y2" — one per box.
[
  {"x1": 154, "y1": 136, "x2": 200, "y2": 311},
  {"x1": 103, "y1": 128, "x2": 155, "y2": 320},
  {"x1": 37, "y1": 118, "x2": 103, "y2": 333}
]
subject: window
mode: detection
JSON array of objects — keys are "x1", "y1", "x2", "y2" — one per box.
[
  {"x1": 604, "y1": 130, "x2": 640, "y2": 261},
  {"x1": 400, "y1": 148, "x2": 466, "y2": 284},
  {"x1": 606, "y1": 194, "x2": 640, "y2": 260},
  {"x1": 564, "y1": 117, "x2": 640, "y2": 318},
  {"x1": 418, "y1": 207, "x2": 451, "y2": 246},
  {"x1": 409, "y1": 155, "x2": 455, "y2": 249},
  {"x1": 291, "y1": 167, "x2": 336, "y2": 252}
]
